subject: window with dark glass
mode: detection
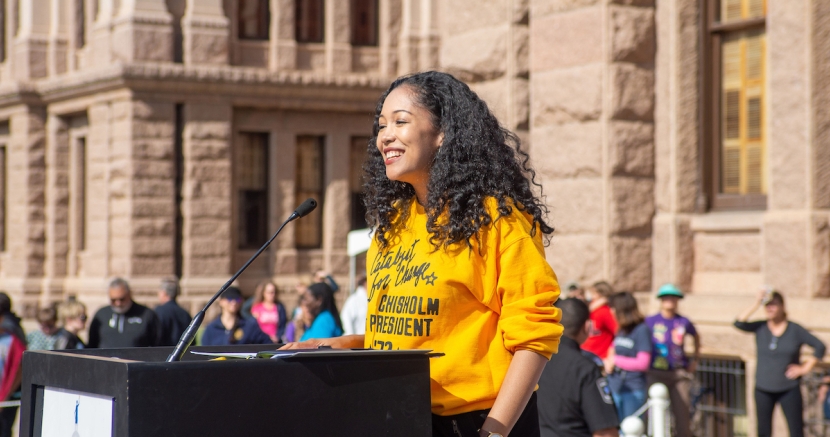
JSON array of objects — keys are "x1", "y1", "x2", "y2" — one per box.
[
  {"x1": 350, "y1": 0, "x2": 377, "y2": 46},
  {"x1": 74, "y1": 137, "x2": 86, "y2": 251},
  {"x1": 0, "y1": 0, "x2": 6, "y2": 62},
  {"x1": 350, "y1": 137, "x2": 369, "y2": 230},
  {"x1": 295, "y1": 136, "x2": 325, "y2": 248},
  {"x1": 166, "y1": 0, "x2": 185, "y2": 62},
  {"x1": 238, "y1": 0, "x2": 270, "y2": 40},
  {"x1": 174, "y1": 104, "x2": 184, "y2": 277},
  {"x1": 237, "y1": 132, "x2": 270, "y2": 249},
  {"x1": 75, "y1": 0, "x2": 85, "y2": 49},
  {"x1": 704, "y1": 0, "x2": 766, "y2": 209},
  {"x1": 296, "y1": 0, "x2": 324, "y2": 43}
]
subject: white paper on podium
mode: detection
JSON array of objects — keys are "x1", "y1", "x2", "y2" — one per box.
[
  {"x1": 189, "y1": 348, "x2": 439, "y2": 360},
  {"x1": 40, "y1": 387, "x2": 113, "y2": 437}
]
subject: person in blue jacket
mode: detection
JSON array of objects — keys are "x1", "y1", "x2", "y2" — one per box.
[
  {"x1": 201, "y1": 287, "x2": 272, "y2": 346},
  {"x1": 299, "y1": 282, "x2": 343, "y2": 341}
]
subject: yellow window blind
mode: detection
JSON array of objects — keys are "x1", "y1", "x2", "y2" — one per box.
[
  {"x1": 721, "y1": 0, "x2": 766, "y2": 22},
  {"x1": 720, "y1": 26, "x2": 766, "y2": 195}
]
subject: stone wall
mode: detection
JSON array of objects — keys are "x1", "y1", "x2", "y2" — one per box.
[
  {"x1": 0, "y1": 107, "x2": 46, "y2": 315},
  {"x1": 181, "y1": 103, "x2": 232, "y2": 281},
  {"x1": 530, "y1": 0, "x2": 655, "y2": 291},
  {"x1": 439, "y1": 0, "x2": 529, "y2": 132}
]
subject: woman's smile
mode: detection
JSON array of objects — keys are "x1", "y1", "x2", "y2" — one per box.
[
  {"x1": 376, "y1": 86, "x2": 443, "y2": 202},
  {"x1": 383, "y1": 147, "x2": 405, "y2": 165}
]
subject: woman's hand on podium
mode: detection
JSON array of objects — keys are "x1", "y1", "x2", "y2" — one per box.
[{"x1": 279, "y1": 334, "x2": 365, "y2": 350}]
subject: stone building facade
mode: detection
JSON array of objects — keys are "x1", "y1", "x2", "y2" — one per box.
[{"x1": 0, "y1": 0, "x2": 828, "y2": 433}]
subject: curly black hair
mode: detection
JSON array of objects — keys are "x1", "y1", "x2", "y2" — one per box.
[{"x1": 363, "y1": 71, "x2": 554, "y2": 251}]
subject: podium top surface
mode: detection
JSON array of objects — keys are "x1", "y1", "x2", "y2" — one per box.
[
  {"x1": 21, "y1": 345, "x2": 434, "y2": 437},
  {"x1": 25, "y1": 344, "x2": 434, "y2": 364}
]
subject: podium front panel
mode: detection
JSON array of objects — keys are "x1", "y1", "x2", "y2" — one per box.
[{"x1": 21, "y1": 346, "x2": 432, "y2": 437}]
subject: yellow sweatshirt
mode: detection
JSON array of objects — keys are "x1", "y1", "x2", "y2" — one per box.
[{"x1": 364, "y1": 198, "x2": 563, "y2": 416}]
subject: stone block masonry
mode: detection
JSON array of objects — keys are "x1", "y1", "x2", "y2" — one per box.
[{"x1": 530, "y1": 0, "x2": 655, "y2": 291}]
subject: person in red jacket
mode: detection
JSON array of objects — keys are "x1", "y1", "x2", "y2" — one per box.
[
  {"x1": 0, "y1": 308, "x2": 25, "y2": 437},
  {"x1": 581, "y1": 281, "x2": 618, "y2": 360}
]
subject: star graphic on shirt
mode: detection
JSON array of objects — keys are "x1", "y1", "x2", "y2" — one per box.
[{"x1": 425, "y1": 272, "x2": 438, "y2": 286}]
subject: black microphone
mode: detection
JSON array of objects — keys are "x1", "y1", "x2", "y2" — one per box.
[
  {"x1": 291, "y1": 198, "x2": 317, "y2": 219},
  {"x1": 166, "y1": 198, "x2": 318, "y2": 362}
]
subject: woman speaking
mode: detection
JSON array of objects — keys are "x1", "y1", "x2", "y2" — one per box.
[{"x1": 283, "y1": 71, "x2": 563, "y2": 437}]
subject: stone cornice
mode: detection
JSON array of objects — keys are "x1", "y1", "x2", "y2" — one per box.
[
  {"x1": 0, "y1": 82, "x2": 43, "y2": 107},
  {"x1": 181, "y1": 16, "x2": 229, "y2": 29},
  {"x1": 112, "y1": 13, "x2": 173, "y2": 27},
  {"x1": 0, "y1": 63, "x2": 393, "y2": 111}
]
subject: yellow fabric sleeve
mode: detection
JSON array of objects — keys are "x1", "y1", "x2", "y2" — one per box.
[{"x1": 496, "y1": 233, "x2": 562, "y2": 359}]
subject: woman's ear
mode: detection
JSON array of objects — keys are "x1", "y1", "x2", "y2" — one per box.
[{"x1": 437, "y1": 132, "x2": 444, "y2": 148}]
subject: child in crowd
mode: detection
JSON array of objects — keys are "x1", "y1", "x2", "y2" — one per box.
[
  {"x1": 646, "y1": 284, "x2": 700, "y2": 437},
  {"x1": 582, "y1": 281, "x2": 618, "y2": 360}
]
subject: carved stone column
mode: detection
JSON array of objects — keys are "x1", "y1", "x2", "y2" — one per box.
[
  {"x1": 377, "y1": 0, "x2": 402, "y2": 77},
  {"x1": 13, "y1": 0, "x2": 50, "y2": 79},
  {"x1": 182, "y1": 0, "x2": 229, "y2": 65},
  {"x1": 530, "y1": 0, "x2": 656, "y2": 291},
  {"x1": 324, "y1": 0, "x2": 351, "y2": 72},
  {"x1": 90, "y1": 0, "x2": 115, "y2": 68},
  {"x1": 47, "y1": 0, "x2": 69, "y2": 76},
  {"x1": 180, "y1": 103, "x2": 233, "y2": 294},
  {"x1": 269, "y1": 0, "x2": 297, "y2": 70},
  {"x1": 111, "y1": 0, "x2": 173, "y2": 63},
  {"x1": 0, "y1": 106, "x2": 47, "y2": 314}
]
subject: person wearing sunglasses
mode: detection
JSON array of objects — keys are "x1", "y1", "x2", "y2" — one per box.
[
  {"x1": 55, "y1": 299, "x2": 88, "y2": 350},
  {"x1": 201, "y1": 287, "x2": 272, "y2": 346},
  {"x1": 88, "y1": 277, "x2": 162, "y2": 348},
  {"x1": 735, "y1": 289, "x2": 826, "y2": 437}
]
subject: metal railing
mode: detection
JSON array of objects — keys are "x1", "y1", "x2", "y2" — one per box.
[
  {"x1": 691, "y1": 356, "x2": 749, "y2": 437},
  {"x1": 621, "y1": 383, "x2": 671, "y2": 437},
  {"x1": 624, "y1": 356, "x2": 749, "y2": 437},
  {"x1": 804, "y1": 370, "x2": 830, "y2": 437}
]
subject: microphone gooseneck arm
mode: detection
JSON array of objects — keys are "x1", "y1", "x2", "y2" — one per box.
[{"x1": 166, "y1": 198, "x2": 318, "y2": 362}]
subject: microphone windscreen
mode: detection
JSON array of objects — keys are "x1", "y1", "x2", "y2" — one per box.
[{"x1": 294, "y1": 198, "x2": 318, "y2": 218}]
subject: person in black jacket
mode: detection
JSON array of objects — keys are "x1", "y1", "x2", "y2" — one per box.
[
  {"x1": 155, "y1": 277, "x2": 192, "y2": 346},
  {"x1": 538, "y1": 298, "x2": 619, "y2": 437},
  {"x1": 201, "y1": 287, "x2": 271, "y2": 346},
  {"x1": 88, "y1": 278, "x2": 161, "y2": 348},
  {"x1": 735, "y1": 289, "x2": 826, "y2": 437}
]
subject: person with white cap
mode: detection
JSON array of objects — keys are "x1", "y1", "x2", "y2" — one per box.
[{"x1": 645, "y1": 284, "x2": 700, "y2": 437}]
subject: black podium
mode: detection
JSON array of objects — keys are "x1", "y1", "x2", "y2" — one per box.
[{"x1": 20, "y1": 345, "x2": 432, "y2": 436}]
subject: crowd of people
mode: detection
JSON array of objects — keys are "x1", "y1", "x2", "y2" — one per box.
[
  {"x1": 0, "y1": 269, "x2": 364, "y2": 437},
  {"x1": 541, "y1": 281, "x2": 828, "y2": 437},
  {"x1": 4, "y1": 270, "x2": 824, "y2": 437},
  {"x1": 536, "y1": 281, "x2": 701, "y2": 437}
]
